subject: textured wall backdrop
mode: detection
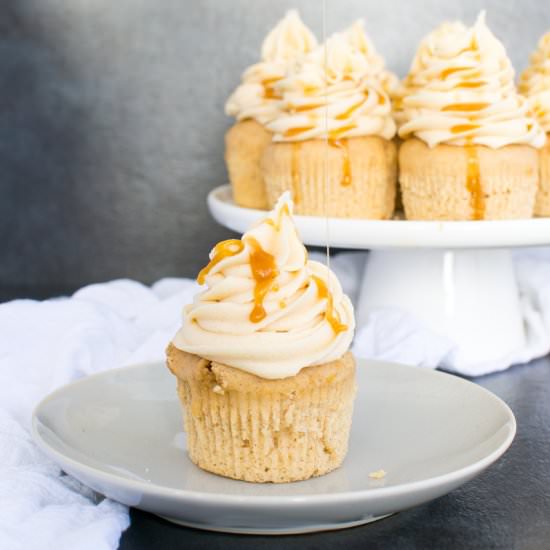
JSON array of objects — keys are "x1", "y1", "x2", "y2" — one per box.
[{"x1": 1, "y1": 0, "x2": 548, "y2": 293}]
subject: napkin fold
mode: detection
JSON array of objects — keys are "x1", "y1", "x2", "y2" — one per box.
[{"x1": 1, "y1": 248, "x2": 549, "y2": 549}]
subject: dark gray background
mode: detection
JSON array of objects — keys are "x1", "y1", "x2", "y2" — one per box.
[{"x1": 2, "y1": 0, "x2": 548, "y2": 294}]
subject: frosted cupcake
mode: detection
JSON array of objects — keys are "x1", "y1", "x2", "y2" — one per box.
[
  {"x1": 225, "y1": 11, "x2": 317, "y2": 209},
  {"x1": 166, "y1": 193, "x2": 356, "y2": 483},
  {"x1": 262, "y1": 33, "x2": 397, "y2": 219},
  {"x1": 398, "y1": 12, "x2": 545, "y2": 220},
  {"x1": 520, "y1": 32, "x2": 550, "y2": 216}
]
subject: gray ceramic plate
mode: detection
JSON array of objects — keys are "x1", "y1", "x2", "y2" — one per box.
[{"x1": 32, "y1": 360, "x2": 515, "y2": 534}]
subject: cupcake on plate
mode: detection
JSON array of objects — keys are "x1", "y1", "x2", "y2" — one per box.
[
  {"x1": 398, "y1": 12, "x2": 545, "y2": 220},
  {"x1": 166, "y1": 193, "x2": 356, "y2": 483},
  {"x1": 519, "y1": 32, "x2": 550, "y2": 216},
  {"x1": 261, "y1": 32, "x2": 397, "y2": 219},
  {"x1": 225, "y1": 10, "x2": 317, "y2": 210}
]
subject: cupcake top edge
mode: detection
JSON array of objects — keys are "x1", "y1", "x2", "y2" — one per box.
[
  {"x1": 172, "y1": 192, "x2": 355, "y2": 380},
  {"x1": 266, "y1": 32, "x2": 397, "y2": 142},
  {"x1": 397, "y1": 11, "x2": 546, "y2": 149},
  {"x1": 224, "y1": 10, "x2": 317, "y2": 126},
  {"x1": 519, "y1": 31, "x2": 550, "y2": 134}
]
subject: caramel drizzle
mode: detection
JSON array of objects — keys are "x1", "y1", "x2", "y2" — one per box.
[
  {"x1": 284, "y1": 126, "x2": 315, "y2": 138},
  {"x1": 262, "y1": 77, "x2": 282, "y2": 100},
  {"x1": 246, "y1": 236, "x2": 278, "y2": 323},
  {"x1": 197, "y1": 239, "x2": 244, "y2": 285},
  {"x1": 440, "y1": 67, "x2": 481, "y2": 80},
  {"x1": 311, "y1": 275, "x2": 348, "y2": 334},
  {"x1": 465, "y1": 138, "x2": 484, "y2": 220},
  {"x1": 442, "y1": 102, "x2": 489, "y2": 112},
  {"x1": 335, "y1": 99, "x2": 365, "y2": 121},
  {"x1": 440, "y1": 66, "x2": 470, "y2": 79},
  {"x1": 329, "y1": 139, "x2": 351, "y2": 186},
  {"x1": 291, "y1": 102, "x2": 324, "y2": 113},
  {"x1": 451, "y1": 124, "x2": 480, "y2": 134}
]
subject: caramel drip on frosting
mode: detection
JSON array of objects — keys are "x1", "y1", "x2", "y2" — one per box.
[
  {"x1": 451, "y1": 124, "x2": 480, "y2": 133},
  {"x1": 442, "y1": 103, "x2": 489, "y2": 112},
  {"x1": 329, "y1": 139, "x2": 351, "y2": 186},
  {"x1": 454, "y1": 81, "x2": 486, "y2": 89},
  {"x1": 246, "y1": 237, "x2": 279, "y2": 323},
  {"x1": 262, "y1": 77, "x2": 282, "y2": 100},
  {"x1": 311, "y1": 275, "x2": 348, "y2": 334},
  {"x1": 197, "y1": 239, "x2": 245, "y2": 285},
  {"x1": 335, "y1": 99, "x2": 365, "y2": 120},
  {"x1": 329, "y1": 124, "x2": 357, "y2": 140},
  {"x1": 284, "y1": 126, "x2": 315, "y2": 138},
  {"x1": 465, "y1": 138, "x2": 484, "y2": 220},
  {"x1": 440, "y1": 66, "x2": 470, "y2": 79}
]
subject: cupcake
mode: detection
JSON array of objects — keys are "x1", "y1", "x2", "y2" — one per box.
[
  {"x1": 166, "y1": 193, "x2": 356, "y2": 483},
  {"x1": 398, "y1": 12, "x2": 545, "y2": 220},
  {"x1": 225, "y1": 11, "x2": 317, "y2": 210},
  {"x1": 519, "y1": 32, "x2": 550, "y2": 216},
  {"x1": 261, "y1": 32, "x2": 397, "y2": 219}
]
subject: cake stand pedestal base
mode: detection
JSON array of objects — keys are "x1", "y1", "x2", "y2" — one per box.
[{"x1": 356, "y1": 249, "x2": 525, "y2": 365}]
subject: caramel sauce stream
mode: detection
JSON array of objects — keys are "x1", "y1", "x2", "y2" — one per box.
[
  {"x1": 197, "y1": 239, "x2": 245, "y2": 285},
  {"x1": 328, "y1": 139, "x2": 351, "y2": 186},
  {"x1": 335, "y1": 99, "x2": 365, "y2": 120},
  {"x1": 312, "y1": 275, "x2": 348, "y2": 334},
  {"x1": 464, "y1": 138, "x2": 485, "y2": 220},
  {"x1": 246, "y1": 236, "x2": 279, "y2": 323}
]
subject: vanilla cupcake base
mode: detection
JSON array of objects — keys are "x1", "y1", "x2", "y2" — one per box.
[
  {"x1": 537, "y1": 138, "x2": 550, "y2": 217},
  {"x1": 261, "y1": 136, "x2": 396, "y2": 219},
  {"x1": 225, "y1": 119, "x2": 272, "y2": 209},
  {"x1": 399, "y1": 138, "x2": 538, "y2": 220},
  {"x1": 166, "y1": 344, "x2": 356, "y2": 483}
]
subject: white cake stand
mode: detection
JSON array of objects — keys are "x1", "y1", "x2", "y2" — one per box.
[{"x1": 208, "y1": 185, "x2": 550, "y2": 366}]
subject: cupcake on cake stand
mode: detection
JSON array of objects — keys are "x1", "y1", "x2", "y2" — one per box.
[{"x1": 209, "y1": 184, "x2": 550, "y2": 366}]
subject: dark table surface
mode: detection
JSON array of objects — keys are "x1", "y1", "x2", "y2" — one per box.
[
  {"x1": 119, "y1": 357, "x2": 550, "y2": 550},
  {"x1": 4, "y1": 288, "x2": 549, "y2": 550}
]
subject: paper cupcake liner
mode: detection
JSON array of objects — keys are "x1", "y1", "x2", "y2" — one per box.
[
  {"x1": 536, "y1": 139, "x2": 550, "y2": 216},
  {"x1": 225, "y1": 120, "x2": 271, "y2": 210},
  {"x1": 399, "y1": 138, "x2": 538, "y2": 220},
  {"x1": 167, "y1": 345, "x2": 356, "y2": 483},
  {"x1": 261, "y1": 136, "x2": 396, "y2": 219}
]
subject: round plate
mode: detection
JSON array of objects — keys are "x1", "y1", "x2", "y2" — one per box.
[
  {"x1": 208, "y1": 184, "x2": 550, "y2": 249},
  {"x1": 32, "y1": 359, "x2": 515, "y2": 535}
]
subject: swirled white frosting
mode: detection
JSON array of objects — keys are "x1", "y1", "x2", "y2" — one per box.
[
  {"x1": 398, "y1": 12, "x2": 545, "y2": 148},
  {"x1": 225, "y1": 10, "x2": 317, "y2": 125},
  {"x1": 520, "y1": 32, "x2": 550, "y2": 134},
  {"x1": 172, "y1": 193, "x2": 355, "y2": 379},
  {"x1": 266, "y1": 33, "x2": 396, "y2": 141},
  {"x1": 345, "y1": 20, "x2": 399, "y2": 95}
]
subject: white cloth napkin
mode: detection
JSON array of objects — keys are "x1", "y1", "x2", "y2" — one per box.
[{"x1": 1, "y1": 248, "x2": 549, "y2": 549}]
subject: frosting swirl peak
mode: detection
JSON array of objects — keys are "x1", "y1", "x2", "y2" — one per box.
[
  {"x1": 225, "y1": 11, "x2": 317, "y2": 125},
  {"x1": 398, "y1": 12, "x2": 545, "y2": 149},
  {"x1": 172, "y1": 193, "x2": 355, "y2": 379},
  {"x1": 519, "y1": 32, "x2": 550, "y2": 133}
]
